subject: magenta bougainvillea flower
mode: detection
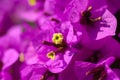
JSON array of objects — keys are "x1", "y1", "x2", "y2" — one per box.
[
  {"x1": 63, "y1": 0, "x2": 117, "y2": 40},
  {"x1": 0, "y1": 0, "x2": 119, "y2": 80},
  {"x1": 0, "y1": 49, "x2": 19, "y2": 80},
  {"x1": 74, "y1": 36, "x2": 120, "y2": 80},
  {"x1": 32, "y1": 21, "x2": 82, "y2": 73},
  {"x1": 74, "y1": 56, "x2": 120, "y2": 80},
  {"x1": 20, "y1": 64, "x2": 47, "y2": 80}
]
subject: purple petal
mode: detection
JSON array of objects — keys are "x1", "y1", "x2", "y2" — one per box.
[
  {"x1": 105, "y1": 64, "x2": 120, "y2": 80},
  {"x1": 96, "y1": 9, "x2": 117, "y2": 40},
  {"x1": 112, "y1": 69, "x2": 120, "y2": 79},
  {"x1": 25, "y1": 44, "x2": 39, "y2": 64},
  {"x1": 63, "y1": 0, "x2": 88, "y2": 23},
  {"x1": 47, "y1": 50, "x2": 74, "y2": 73},
  {"x1": 16, "y1": 10, "x2": 40, "y2": 22},
  {"x1": 2, "y1": 49, "x2": 19, "y2": 69},
  {"x1": 107, "y1": 0, "x2": 120, "y2": 14},
  {"x1": 97, "y1": 56, "x2": 115, "y2": 66},
  {"x1": 65, "y1": 21, "x2": 82, "y2": 44},
  {"x1": 74, "y1": 61, "x2": 96, "y2": 80}
]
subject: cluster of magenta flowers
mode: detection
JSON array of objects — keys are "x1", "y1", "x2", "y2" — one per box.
[{"x1": 0, "y1": 0, "x2": 120, "y2": 80}]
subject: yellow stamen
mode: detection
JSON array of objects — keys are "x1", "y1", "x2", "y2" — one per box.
[
  {"x1": 47, "y1": 51, "x2": 56, "y2": 60},
  {"x1": 19, "y1": 53, "x2": 25, "y2": 62},
  {"x1": 40, "y1": 75, "x2": 44, "y2": 80},
  {"x1": 81, "y1": 11, "x2": 84, "y2": 16},
  {"x1": 81, "y1": 6, "x2": 92, "y2": 16},
  {"x1": 28, "y1": 0, "x2": 36, "y2": 6},
  {"x1": 96, "y1": 17, "x2": 102, "y2": 20},
  {"x1": 98, "y1": 77, "x2": 103, "y2": 80},
  {"x1": 90, "y1": 16, "x2": 102, "y2": 22},
  {"x1": 52, "y1": 33, "x2": 63, "y2": 45},
  {"x1": 87, "y1": 6, "x2": 92, "y2": 11},
  {"x1": 86, "y1": 71, "x2": 91, "y2": 76}
]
